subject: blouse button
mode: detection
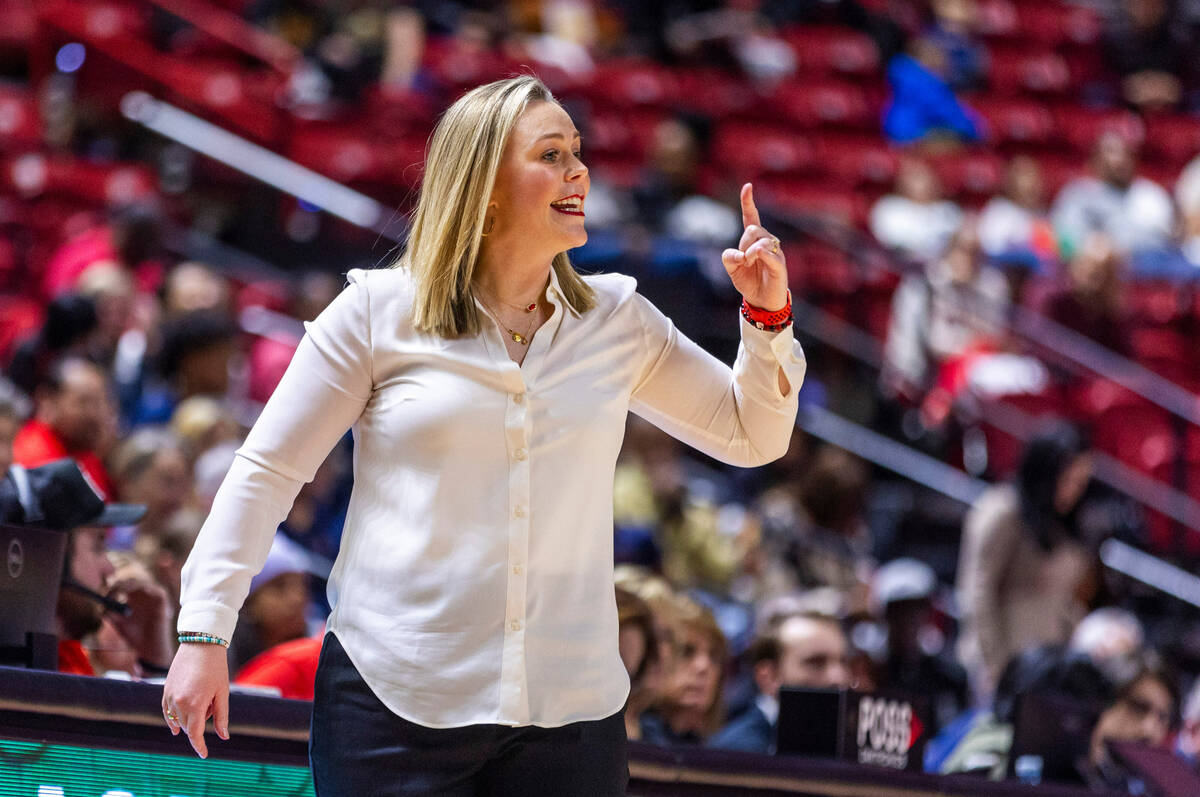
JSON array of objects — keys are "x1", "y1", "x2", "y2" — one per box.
[
  {"x1": 512, "y1": 564, "x2": 523, "y2": 575},
  {"x1": 510, "y1": 619, "x2": 522, "y2": 631},
  {"x1": 512, "y1": 393, "x2": 525, "y2": 405},
  {"x1": 514, "y1": 448, "x2": 528, "y2": 461},
  {"x1": 514, "y1": 505, "x2": 526, "y2": 518}
]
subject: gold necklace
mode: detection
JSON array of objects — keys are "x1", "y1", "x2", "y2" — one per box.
[{"x1": 479, "y1": 294, "x2": 538, "y2": 346}]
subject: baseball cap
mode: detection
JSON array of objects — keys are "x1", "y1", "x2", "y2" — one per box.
[{"x1": 3, "y1": 459, "x2": 147, "y2": 530}]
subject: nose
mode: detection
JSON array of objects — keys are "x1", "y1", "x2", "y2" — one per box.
[{"x1": 567, "y1": 153, "x2": 588, "y2": 183}]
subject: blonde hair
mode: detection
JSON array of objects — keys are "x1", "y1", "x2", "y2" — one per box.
[{"x1": 391, "y1": 75, "x2": 596, "y2": 338}]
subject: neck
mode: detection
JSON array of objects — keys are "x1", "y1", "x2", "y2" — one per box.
[{"x1": 475, "y1": 237, "x2": 555, "y2": 306}]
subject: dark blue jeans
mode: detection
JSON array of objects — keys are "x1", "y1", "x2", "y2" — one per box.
[{"x1": 309, "y1": 632, "x2": 629, "y2": 796}]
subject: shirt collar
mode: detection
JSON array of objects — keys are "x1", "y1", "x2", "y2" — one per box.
[{"x1": 756, "y1": 692, "x2": 780, "y2": 726}]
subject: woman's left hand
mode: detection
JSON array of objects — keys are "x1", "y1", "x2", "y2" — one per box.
[{"x1": 722, "y1": 183, "x2": 789, "y2": 312}]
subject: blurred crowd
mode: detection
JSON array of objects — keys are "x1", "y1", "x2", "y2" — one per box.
[{"x1": 5, "y1": 0, "x2": 1200, "y2": 793}]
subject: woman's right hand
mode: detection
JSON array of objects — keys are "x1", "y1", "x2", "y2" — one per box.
[{"x1": 162, "y1": 642, "x2": 231, "y2": 758}]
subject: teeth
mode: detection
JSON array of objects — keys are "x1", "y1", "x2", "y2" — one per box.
[{"x1": 551, "y1": 197, "x2": 583, "y2": 210}]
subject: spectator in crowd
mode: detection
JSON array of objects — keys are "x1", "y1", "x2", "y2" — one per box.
[
  {"x1": 162, "y1": 262, "x2": 232, "y2": 318},
  {"x1": 869, "y1": 558, "x2": 969, "y2": 734},
  {"x1": 614, "y1": 418, "x2": 756, "y2": 595},
  {"x1": 881, "y1": 217, "x2": 1010, "y2": 402},
  {"x1": 925, "y1": 0, "x2": 988, "y2": 91},
  {"x1": 228, "y1": 533, "x2": 318, "y2": 674},
  {"x1": 1172, "y1": 148, "x2": 1200, "y2": 266},
  {"x1": 1052, "y1": 131, "x2": 1175, "y2": 258},
  {"x1": 1102, "y1": 0, "x2": 1195, "y2": 111},
  {"x1": 1177, "y1": 677, "x2": 1200, "y2": 772},
  {"x1": 978, "y1": 156, "x2": 1059, "y2": 275},
  {"x1": 0, "y1": 457, "x2": 171, "y2": 678},
  {"x1": 1068, "y1": 607, "x2": 1146, "y2": 670},
  {"x1": 1079, "y1": 653, "x2": 1178, "y2": 791},
  {"x1": 640, "y1": 596, "x2": 728, "y2": 746},
  {"x1": 41, "y1": 203, "x2": 166, "y2": 301},
  {"x1": 131, "y1": 310, "x2": 239, "y2": 426},
  {"x1": 709, "y1": 612, "x2": 851, "y2": 753},
  {"x1": 756, "y1": 445, "x2": 872, "y2": 607},
  {"x1": 1044, "y1": 233, "x2": 1132, "y2": 356},
  {"x1": 882, "y1": 36, "x2": 983, "y2": 146},
  {"x1": 58, "y1": 525, "x2": 174, "y2": 678},
  {"x1": 616, "y1": 586, "x2": 662, "y2": 741},
  {"x1": 107, "y1": 427, "x2": 194, "y2": 550},
  {"x1": 871, "y1": 159, "x2": 964, "y2": 263},
  {"x1": 939, "y1": 645, "x2": 1113, "y2": 778},
  {"x1": 6, "y1": 294, "x2": 99, "y2": 397},
  {"x1": 233, "y1": 631, "x2": 325, "y2": 699},
  {"x1": 956, "y1": 424, "x2": 1097, "y2": 701},
  {"x1": 13, "y1": 355, "x2": 118, "y2": 499},
  {"x1": 0, "y1": 378, "x2": 30, "y2": 473}
]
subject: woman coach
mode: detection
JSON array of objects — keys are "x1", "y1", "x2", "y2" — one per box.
[{"x1": 161, "y1": 75, "x2": 806, "y2": 795}]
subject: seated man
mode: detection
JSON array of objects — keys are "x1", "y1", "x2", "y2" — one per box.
[{"x1": 709, "y1": 612, "x2": 851, "y2": 754}]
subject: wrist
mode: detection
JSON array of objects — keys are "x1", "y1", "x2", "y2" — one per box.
[{"x1": 741, "y1": 290, "x2": 793, "y2": 333}]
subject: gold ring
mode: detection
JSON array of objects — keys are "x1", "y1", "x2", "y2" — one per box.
[
  {"x1": 166, "y1": 710, "x2": 178, "y2": 722},
  {"x1": 770, "y1": 238, "x2": 780, "y2": 254}
]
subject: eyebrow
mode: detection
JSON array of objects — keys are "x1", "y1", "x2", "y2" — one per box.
[{"x1": 535, "y1": 131, "x2": 582, "y2": 143}]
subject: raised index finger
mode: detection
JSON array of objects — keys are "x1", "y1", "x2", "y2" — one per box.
[{"x1": 741, "y1": 182, "x2": 761, "y2": 229}]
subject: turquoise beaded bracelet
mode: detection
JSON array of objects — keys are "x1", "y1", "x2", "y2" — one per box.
[{"x1": 178, "y1": 632, "x2": 230, "y2": 648}]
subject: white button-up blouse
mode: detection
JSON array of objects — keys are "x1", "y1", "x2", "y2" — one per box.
[{"x1": 178, "y1": 264, "x2": 806, "y2": 728}]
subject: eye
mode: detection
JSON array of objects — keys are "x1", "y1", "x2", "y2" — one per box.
[{"x1": 542, "y1": 149, "x2": 559, "y2": 162}]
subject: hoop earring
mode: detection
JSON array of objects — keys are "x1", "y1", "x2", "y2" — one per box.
[{"x1": 481, "y1": 217, "x2": 495, "y2": 237}]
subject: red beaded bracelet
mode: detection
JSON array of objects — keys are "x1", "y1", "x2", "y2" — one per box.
[{"x1": 741, "y1": 291, "x2": 793, "y2": 332}]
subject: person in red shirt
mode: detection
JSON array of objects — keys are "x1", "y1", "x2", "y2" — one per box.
[
  {"x1": 41, "y1": 204, "x2": 165, "y2": 301},
  {"x1": 234, "y1": 634, "x2": 324, "y2": 700},
  {"x1": 13, "y1": 355, "x2": 117, "y2": 498}
]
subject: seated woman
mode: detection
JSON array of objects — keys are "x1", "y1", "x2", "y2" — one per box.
[{"x1": 638, "y1": 595, "x2": 728, "y2": 746}]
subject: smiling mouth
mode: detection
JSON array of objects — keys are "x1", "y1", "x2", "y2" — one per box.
[{"x1": 550, "y1": 195, "x2": 585, "y2": 217}]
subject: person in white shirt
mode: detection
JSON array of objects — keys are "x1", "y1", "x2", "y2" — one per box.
[
  {"x1": 160, "y1": 75, "x2": 806, "y2": 795},
  {"x1": 869, "y1": 158, "x2": 964, "y2": 264},
  {"x1": 1052, "y1": 131, "x2": 1175, "y2": 257}
]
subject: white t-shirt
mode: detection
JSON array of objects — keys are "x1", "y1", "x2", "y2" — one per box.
[{"x1": 178, "y1": 264, "x2": 806, "y2": 728}]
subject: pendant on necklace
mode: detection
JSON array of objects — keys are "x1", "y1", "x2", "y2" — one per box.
[
  {"x1": 524, "y1": 302, "x2": 537, "y2": 313},
  {"x1": 510, "y1": 332, "x2": 528, "y2": 345}
]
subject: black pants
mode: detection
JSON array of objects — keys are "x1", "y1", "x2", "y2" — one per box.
[{"x1": 309, "y1": 632, "x2": 629, "y2": 796}]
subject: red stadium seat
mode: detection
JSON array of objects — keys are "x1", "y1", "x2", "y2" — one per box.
[
  {"x1": 423, "y1": 37, "x2": 515, "y2": 94},
  {"x1": 979, "y1": 387, "x2": 1067, "y2": 477},
  {"x1": 987, "y1": 46, "x2": 1072, "y2": 97},
  {"x1": 756, "y1": 176, "x2": 871, "y2": 228},
  {"x1": 0, "y1": 293, "x2": 42, "y2": 364},
  {"x1": 1091, "y1": 403, "x2": 1177, "y2": 475},
  {"x1": 1126, "y1": 281, "x2": 1187, "y2": 325},
  {"x1": 1035, "y1": 154, "x2": 1087, "y2": 198},
  {"x1": 1011, "y1": 0, "x2": 1103, "y2": 48},
  {"x1": 1054, "y1": 107, "x2": 1145, "y2": 157},
  {"x1": 813, "y1": 135, "x2": 900, "y2": 189},
  {"x1": 928, "y1": 150, "x2": 1005, "y2": 202},
  {"x1": 673, "y1": 69, "x2": 759, "y2": 119},
  {"x1": 583, "y1": 60, "x2": 680, "y2": 109},
  {"x1": 0, "y1": 85, "x2": 41, "y2": 149},
  {"x1": 975, "y1": 0, "x2": 1020, "y2": 40},
  {"x1": 771, "y1": 80, "x2": 875, "y2": 130},
  {"x1": 977, "y1": 99, "x2": 1058, "y2": 146},
  {"x1": 711, "y1": 121, "x2": 816, "y2": 179},
  {"x1": 784, "y1": 26, "x2": 881, "y2": 78},
  {"x1": 1129, "y1": 328, "x2": 1196, "y2": 389},
  {"x1": 1143, "y1": 114, "x2": 1200, "y2": 168},
  {"x1": 582, "y1": 108, "x2": 663, "y2": 160},
  {"x1": 0, "y1": 154, "x2": 157, "y2": 205}
]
